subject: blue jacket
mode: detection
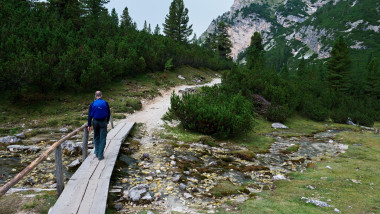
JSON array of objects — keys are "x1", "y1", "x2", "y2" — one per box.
[{"x1": 88, "y1": 99, "x2": 110, "y2": 127}]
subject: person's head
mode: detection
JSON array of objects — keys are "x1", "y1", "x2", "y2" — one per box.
[{"x1": 95, "y1": 91, "x2": 102, "y2": 99}]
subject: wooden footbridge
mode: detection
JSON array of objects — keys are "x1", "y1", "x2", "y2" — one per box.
[{"x1": 0, "y1": 120, "x2": 135, "y2": 214}]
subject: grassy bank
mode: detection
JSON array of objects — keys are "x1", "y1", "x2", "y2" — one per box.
[
  {"x1": 0, "y1": 66, "x2": 220, "y2": 133},
  {"x1": 218, "y1": 122, "x2": 380, "y2": 214}
]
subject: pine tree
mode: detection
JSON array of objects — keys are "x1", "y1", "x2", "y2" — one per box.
[
  {"x1": 143, "y1": 20, "x2": 148, "y2": 32},
  {"x1": 191, "y1": 33, "x2": 197, "y2": 45},
  {"x1": 365, "y1": 58, "x2": 380, "y2": 97},
  {"x1": 110, "y1": 8, "x2": 118, "y2": 27},
  {"x1": 216, "y1": 22, "x2": 232, "y2": 59},
  {"x1": 154, "y1": 24, "x2": 161, "y2": 35},
  {"x1": 48, "y1": 0, "x2": 83, "y2": 27},
  {"x1": 82, "y1": 0, "x2": 109, "y2": 18},
  {"x1": 163, "y1": 0, "x2": 193, "y2": 43},
  {"x1": 120, "y1": 6, "x2": 133, "y2": 29},
  {"x1": 297, "y1": 58, "x2": 306, "y2": 77},
  {"x1": 148, "y1": 24, "x2": 152, "y2": 34},
  {"x1": 246, "y1": 32, "x2": 265, "y2": 70},
  {"x1": 280, "y1": 64, "x2": 289, "y2": 78},
  {"x1": 327, "y1": 36, "x2": 351, "y2": 93}
]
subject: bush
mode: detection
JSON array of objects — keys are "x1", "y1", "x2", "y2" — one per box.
[
  {"x1": 170, "y1": 86, "x2": 253, "y2": 138},
  {"x1": 301, "y1": 98, "x2": 329, "y2": 121},
  {"x1": 351, "y1": 112, "x2": 374, "y2": 127},
  {"x1": 266, "y1": 104, "x2": 288, "y2": 123},
  {"x1": 330, "y1": 109, "x2": 348, "y2": 124}
]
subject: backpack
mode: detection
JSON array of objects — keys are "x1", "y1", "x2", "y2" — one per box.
[{"x1": 91, "y1": 99, "x2": 108, "y2": 120}]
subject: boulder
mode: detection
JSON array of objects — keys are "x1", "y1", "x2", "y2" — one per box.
[
  {"x1": 15, "y1": 133, "x2": 26, "y2": 139},
  {"x1": 141, "y1": 153, "x2": 150, "y2": 161},
  {"x1": 272, "y1": 123, "x2": 289, "y2": 129},
  {"x1": 66, "y1": 159, "x2": 81, "y2": 170},
  {"x1": 301, "y1": 197, "x2": 331, "y2": 207},
  {"x1": 62, "y1": 141, "x2": 82, "y2": 156},
  {"x1": 127, "y1": 184, "x2": 149, "y2": 202},
  {"x1": 0, "y1": 136, "x2": 21, "y2": 144},
  {"x1": 8, "y1": 145, "x2": 40, "y2": 153}
]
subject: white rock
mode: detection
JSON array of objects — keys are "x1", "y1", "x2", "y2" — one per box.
[
  {"x1": 178, "y1": 75, "x2": 185, "y2": 80},
  {"x1": 272, "y1": 123, "x2": 289, "y2": 129},
  {"x1": 301, "y1": 197, "x2": 331, "y2": 207},
  {"x1": 59, "y1": 128, "x2": 69, "y2": 132},
  {"x1": 183, "y1": 193, "x2": 194, "y2": 199},
  {"x1": 272, "y1": 174, "x2": 286, "y2": 180},
  {"x1": 334, "y1": 208, "x2": 341, "y2": 213},
  {"x1": 326, "y1": 166, "x2": 332, "y2": 170},
  {"x1": 307, "y1": 185, "x2": 315, "y2": 190}
]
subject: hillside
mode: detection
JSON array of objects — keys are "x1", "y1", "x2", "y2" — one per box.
[{"x1": 202, "y1": 0, "x2": 380, "y2": 69}]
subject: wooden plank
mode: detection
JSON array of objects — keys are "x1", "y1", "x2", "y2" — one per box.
[
  {"x1": 113, "y1": 122, "x2": 135, "y2": 141},
  {"x1": 106, "y1": 122, "x2": 126, "y2": 140},
  {"x1": 89, "y1": 178, "x2": 111, "y2": 214},
  {"x1": 76, "y1": 179, "x2": 100, "y2": 213},
  {"x1": 54, "y1": 145, "x2": 64, "y2": 196},
  {"x1": 49, "y1": 179, "x2": 89, "y2": 214}
]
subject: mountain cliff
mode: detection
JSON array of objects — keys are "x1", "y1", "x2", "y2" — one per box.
[{"x1": 202, "y1": 0, "x2": 380, "y2": 67}]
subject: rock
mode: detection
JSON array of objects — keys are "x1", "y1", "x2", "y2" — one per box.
[
  {"x1": 351, "y1": 179, "x2": 361, "y2": 184},
  {"x1": 347, "y1": 118, "x2": 356, "y2": 126},
  {"x1": 170, "y1": 160, "x2": 176, "y2": 166},
  {"x1": 147, "y1": 211, "x2": 154, "y2": 214},
  {"x1": 178, "y1": 75, "x2": 185, "y2": 80},
  {"x1": 170, "y1": 155, "x2": 175, "y2": 160},
  {"x1": 321, "y1": 177, "x2": 328, "y2": 180},
  {"x1": 184, "y1": 171, "x2": 190, "y2": 175},
  {"x1": 272, "y1": 174, "x2": 286, "y2": 180},
  {"x1": 208, "y1": 161, "x2": 218, "y2": 166},
  {"x1": 122, "y1": 178, "x2": 128, "y2": 183},
  {"x1": 326, "y1": 166, "x2": 332, "y2": 170},
  {"x1": 15, "y1": 133, "x2": 26, "y2": 139},
  {"x1": 251, "y1": 94, "x2": 271, "y2": 115},
  {"x1": 8, "y1": 145, "x2": 40, "y2": 153},
  {"x1": 141, "y1": 153, "x2": 150, "y2": 161},
  {"x1": 149, "y1": 171, "x2": 156, "y2": 177},
  {"x1": 62, "y1": 141, "x2": 82, "y2": 156},
  {"x1": 145, "y1": 176, "x2": 153, "y2": 181},
  {"x1": 301, "y1": 197, "x2": 331, "y2": 207},
  {"x1": 183, "y1": 193, "x2": 194, "y2": 199},
  {"x1": 114, "y1": 203, "x2": 123, "y2": 211},
  {"x1": 128, "y1": 184, "x2": 149, "y2": 202},
  {"x1": 307, "y1": 185, "x2": 315, "y2": 190},
  {"x1": 141, "y1": 192, "x2": 153, "y2": 203},
  {"x1": 59, "y1": 128, "x2": 69, "y2": 132},
  {"x1": 179, "y1": 88, "x2": 198, "y2": 94},
  {"x1": 66, "y1": 159, "x2": 81, "y2": 170},
  {"x1": 0, "y1": 136, "x2": 21, "y2": 144},
  {"x1": 179, "y1": 183, "x2": 186, "y2": 191},
  {"x1": 191, "y1": 187, "x2": 200, "y2": 193},
  {"x1": 272, "y1": 123, "x2": 289, "y2": 129},
  {"x1": 172, "y1": 174, "x2": 182, "y2": 182},
  {"x1": 334, "y1": 208, "x2": 341, "y2": 213}
]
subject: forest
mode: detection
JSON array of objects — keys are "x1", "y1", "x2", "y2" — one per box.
[{"x1": 0, "y1": 0, "x2": 231, "y2": 99}]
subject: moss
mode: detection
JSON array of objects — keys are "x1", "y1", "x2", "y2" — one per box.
[
  {"x1": 210, "y1": 180, "x2": 247, "y2": 197},
  {"x1": 280, "y1": 144, "x2": 300, "y2": 154},
  {"x1": 232, "y1": 150, "x2": 257, "y2": 161}
]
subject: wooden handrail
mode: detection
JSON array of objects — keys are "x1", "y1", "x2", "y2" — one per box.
[{"x1": 0, "y1": 123, "x2": 88, "y2": 197}]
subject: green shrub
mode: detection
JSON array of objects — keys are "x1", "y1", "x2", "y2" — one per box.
[
  {"x1": 351, "y1": 112, "x2": 374, "y2": 127},
  {"x1": 301, "y1": 98, "x2": 329, "y2": 121},
  {"x1": 266, "y1": 104, "x2": 288, "y2": 123},
  {"x1": 170, "y1": 86, "x2": 253, "y2": 138},
  {"x1": 330, "y1": 109, "x2": 348, "y2": 124}
]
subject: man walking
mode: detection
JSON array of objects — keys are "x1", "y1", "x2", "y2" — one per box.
[{"x1": 88, "y1": 91, "x2": 111, "y2": 160}]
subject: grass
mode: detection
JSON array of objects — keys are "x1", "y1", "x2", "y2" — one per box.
[
  {"x1": 224, "y1": 129, "x2": 380, "y2": 214},
  {"x1": 0, "y1": 191, "x2": 57, "y2": 214},
  {"x1": 0, "y1": 66, "x2": 221, "y2": 131},
  {"x1": 210, "y1": 180, "x2": 248, "y2": 197},
  {"x1": 0, "y1": 194, "x2": 23, "y2": 214}
]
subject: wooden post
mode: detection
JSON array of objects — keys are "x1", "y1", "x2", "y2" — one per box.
[
  {"x1": 110, "y1": 110, "x2": 114, "y2": 129},
  {"x1": 82, "y1": 127, "x2": 89, "y2": 161},
  {"x1": 55, "y1": 145, "x2": 64, "y2": 196}
]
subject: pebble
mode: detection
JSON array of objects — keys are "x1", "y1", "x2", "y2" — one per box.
[
  {"x1": 179, "y1": 183, "x2": 186, "y2": 191},
  {"x1": 172, "y1": 174, "x2": 182, "y2": 182},
  {"x1": 307, "y1": 185, "x2": 315, "y2": 190},
  {"x1": 145, "y1": 176, "x2": 153, "y2": 181},
  {"x1": 184, "y1": 193, "x2": 194, "y2": 199},
  {"x1": 272, "y1": 174, "x2": 286, "y2": 180}
]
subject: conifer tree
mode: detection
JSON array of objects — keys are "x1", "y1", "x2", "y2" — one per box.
[
  {"x1": 154, "y1": 24, "x2": 161, "y2": 35},
  {"x1": 82, "y1": 0, "x2": 109, "y2": 18},
  {"x1": 297, "y1": 58, "x2": 306, "y2": 77},
  {"x1": 191, "y1": 34, "x2": 198, "y2": 45},
  {"x1": 120, "y1": 6, "x2": 133, "y2": 29},
  {"x1": 327, "y1": 36, "x2": 351, "y2": 92},
  {"x1": 110, "y1": 8, "x2": 118, "y2": 27},
  {"x1": 148, "y1": 24, "x2": 152, "y2": 34},
  {"x1": 143, "y1": 20, "x2": 148, "y2": 32},
  {"x1": 246, "y1": 32, "x2": 265, "y2": 70},
  {"x1": 216, "y1": 22, "x2": 232, "y2": 59},
  {"x1": 365, "y1": 58, "x2": 380, "y2": 97},
  {"x1": 163, "y1": 0, "x2": 193, "y2": 43}
]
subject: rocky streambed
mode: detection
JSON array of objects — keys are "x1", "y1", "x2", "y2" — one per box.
[{"x1": 108, "y1": 124, "x2": 351, "y2": 213}]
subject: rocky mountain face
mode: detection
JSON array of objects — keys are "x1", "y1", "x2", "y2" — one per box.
[{"x1": 202, "y1": 0, "x2": 380, "y2": 62}]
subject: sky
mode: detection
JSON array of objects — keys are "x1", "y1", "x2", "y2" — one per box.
[{"x1": 105, "y1": 0, "x2": 234, "y2": 37}]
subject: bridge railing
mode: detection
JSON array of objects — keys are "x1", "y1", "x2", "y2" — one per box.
[{"x1": 0, "y1": 112, "x2": 114, "y2": 197}]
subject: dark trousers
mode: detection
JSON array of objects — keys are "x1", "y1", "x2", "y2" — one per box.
[{"x1": 93, "y1": 119, "x2": 107, "y2": 159}]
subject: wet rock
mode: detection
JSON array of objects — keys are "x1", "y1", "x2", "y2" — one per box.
[
  {"x1": 8, "y1": 145, "x2": 40, "y2": 153},
  {"x1": 184, "y1": 193, "x2": 194, "y2": 199},
  {"x1": 301, "y1": 197, "x2": 331, "y2": 207},
  {"x1": 172, "y1": 174, "x2": 182, "y2": 182},
  {"x1": 15, "y1": 133, "x2": 26, "y2": 139},
  {"x1": 141, "y1": 153, "x2": 150, "y2": 161},
  {"x1": 272, "y1": 123, "x2": 288, "y2": 129},
  {"x1": 141, "y1": 192, "x2": 153, "y2": 203},
  {"x1": 59, "y1": 128, "x2": 69, "y2": 132},
  {"x1": 127, "y1": 184, "x2": 149, "y2": 202},
  {"x1": 272, "y1": 174, "x2": 286, "y2": 180},
  {"x1": 66, "y1": 159, "x2": 81, "y2": 170},
  {"x1": 114, "y1": 203, "x2": 123, "y2": 211},
  {"x1": 179, "y1": 183, "x2": 186, "y2": 191},
  {"x1": 0, "y1": 136, "x2": 21, "y2": 144},
  {"x1": 62, "y1": 141, "x2": 82, "y2": 156}
]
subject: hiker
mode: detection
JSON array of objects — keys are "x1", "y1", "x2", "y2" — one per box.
[{"x1": 88, "y1": 91, "x2": 111, "y2": 160}]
